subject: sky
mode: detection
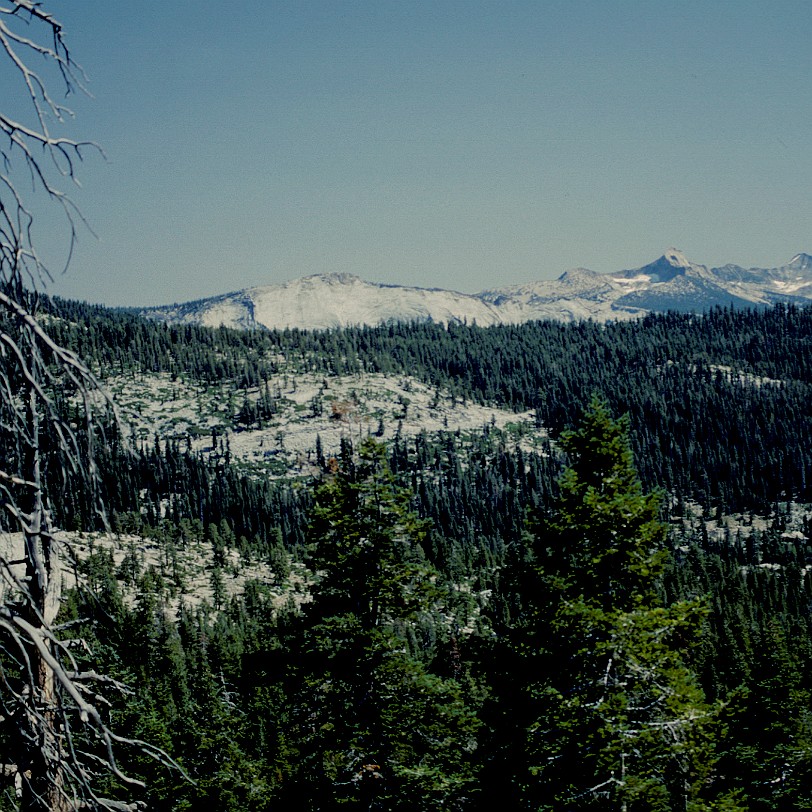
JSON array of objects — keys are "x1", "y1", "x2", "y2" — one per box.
[{"x1": 6, "y1": 1, "x2": 811, "y2": 306}]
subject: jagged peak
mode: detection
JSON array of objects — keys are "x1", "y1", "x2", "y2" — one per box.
[
  {"x1": 141, "y1": 249, "x2": 812, "y2": 331},
  {"x1": 661, "y1": 247, "x2": 692, "y2": 268},
  {"x1": 624, "y1": 249, "x2": 698, "y2": 283},
  {"x1": 787, "y1": 253, "x2": 812, "y2": 270}
]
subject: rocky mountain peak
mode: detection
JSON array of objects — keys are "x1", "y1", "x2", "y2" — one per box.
[
  {"x1": 624, "y1": 248, "x2": 699, "y2": 283},
  {"x1": 787, "y1": 253, "x2": 812, "y2": 271},
  {"x1": 662, "y1": 248, "x2": 692, "y2": 268},
  {"x1": 140, "y1": 250, "x2": 812, "y2": 330},
  {"x1": 293, "y1": 272, "x2": 363, "y2": 287}
]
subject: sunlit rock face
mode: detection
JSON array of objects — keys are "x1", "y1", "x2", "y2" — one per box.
[{"x1": 141, "y1": 251, "x2": 812, "y2": 330}]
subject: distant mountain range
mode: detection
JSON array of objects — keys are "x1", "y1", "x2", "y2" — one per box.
[{"x1": 141, "y1": 250, "x2": 812, "y2": 331}]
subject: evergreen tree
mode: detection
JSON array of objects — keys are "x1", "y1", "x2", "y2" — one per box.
[
  {"x1": 284, "y1": 438, "x2": 483, "y2": 810},
  {"x1": 529, "y1": 398, "x2": 742, "y2": 811}
]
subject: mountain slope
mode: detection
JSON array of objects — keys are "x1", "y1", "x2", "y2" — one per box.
[
  {"x1": 146, "y1": 273, "x2": 505, "y2": 331},
  {"x1": 141, "y1": 250, "x2": 812, "y2": 330}
]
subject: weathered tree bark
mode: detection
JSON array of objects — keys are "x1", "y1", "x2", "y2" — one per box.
[{"x1": 19, "y1": 375, "x2": 68, "y2": 811}]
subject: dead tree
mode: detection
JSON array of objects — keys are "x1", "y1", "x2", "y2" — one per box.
[{"x1": 0, "y1": 4, "x2": 180, "y2": 809}]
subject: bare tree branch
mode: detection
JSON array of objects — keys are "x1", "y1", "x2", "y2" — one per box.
[
  {"x1": 0, "y1": 0, "x2": 102, "y2": 289},
  {"x1": 0, "y1": 4, "x2": 178, "y2": 809}
]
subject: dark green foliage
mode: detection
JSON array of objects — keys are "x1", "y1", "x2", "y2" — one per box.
[
  {"x1": 40, "y1": 297, "x2": 812, "y2": 514},
  {"x1": 42, "y1": 408, "x2": 812, "y2": 810},
  {"x1": 528, "y1": 399, "x2": 741, "y2": 811},
  {"x1": 541, "y1": 398, "x2": 667, "y2": 612},
  {"x1": 10, "y1": 297, "x2": 812, "y2": 809},
  {"x1": 281, "y1": 439, "x2": 483, "y2": 810}
]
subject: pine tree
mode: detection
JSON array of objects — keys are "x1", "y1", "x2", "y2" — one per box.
[
  {"x1": 529, "y1": 398, "x2": 743, "y2": 811},
  {"x1": 285, "y1": 438, "x2": 483, "y2": 810}
]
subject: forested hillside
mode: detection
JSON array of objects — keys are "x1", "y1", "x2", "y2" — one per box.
[
  {"x1": 3, "y1": 300, "x2": 812, "y2": 809},
  {"x1": 50, "y1": 297, "x2": 812, "y2": 512}
]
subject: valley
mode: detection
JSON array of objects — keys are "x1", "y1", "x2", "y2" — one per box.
[{"x1": 4, "y1": 295, "x2": 812, "y2": 810}]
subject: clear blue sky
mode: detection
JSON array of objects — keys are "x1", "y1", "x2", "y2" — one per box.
[{"x1": 18, "y1": 1, "x2": 812, "y2": 305}]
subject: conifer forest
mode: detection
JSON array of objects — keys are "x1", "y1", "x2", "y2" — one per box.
[
  {"x1": 2, "y1": 2, "x2": 810, "y2": 810},
  {"x1": 3, "y1": 298, "x2": 812, "y2": 810}
]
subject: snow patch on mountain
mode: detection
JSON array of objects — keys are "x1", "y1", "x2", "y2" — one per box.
[{"x1": 141, "y1": 251, "x2": 812, "y2": 331}]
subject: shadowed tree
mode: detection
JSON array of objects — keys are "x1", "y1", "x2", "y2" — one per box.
[
  {"x1": 528, "y1": 398, "x2": 744, "y2": 811},
  {"x1": 283, "y1": 438, "x2": 483, "y2": 810}
]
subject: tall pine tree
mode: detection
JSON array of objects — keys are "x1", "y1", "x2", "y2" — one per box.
[
  {"x1": 528, "y1": 398, "x2": 743, "y2": 811},
  {"x1": 282, "y1": 438, "x2": 483, "y2": 811}
]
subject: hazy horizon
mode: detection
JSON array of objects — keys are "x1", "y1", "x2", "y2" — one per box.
[{"x1": 8, "y1": 1, "x2": 809, "y2": 307}]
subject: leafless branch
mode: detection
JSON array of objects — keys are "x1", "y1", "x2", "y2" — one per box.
[
  {"x1": 0, "y1": 4, "x2": 177, "y2": 809},
  {"x1": 0, "y1": 0, "x2": 102, "y2": 289}
]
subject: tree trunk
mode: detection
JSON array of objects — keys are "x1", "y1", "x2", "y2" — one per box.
[{"x1": 19, "y1": 374, "x2": 70, "y2": 812}]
